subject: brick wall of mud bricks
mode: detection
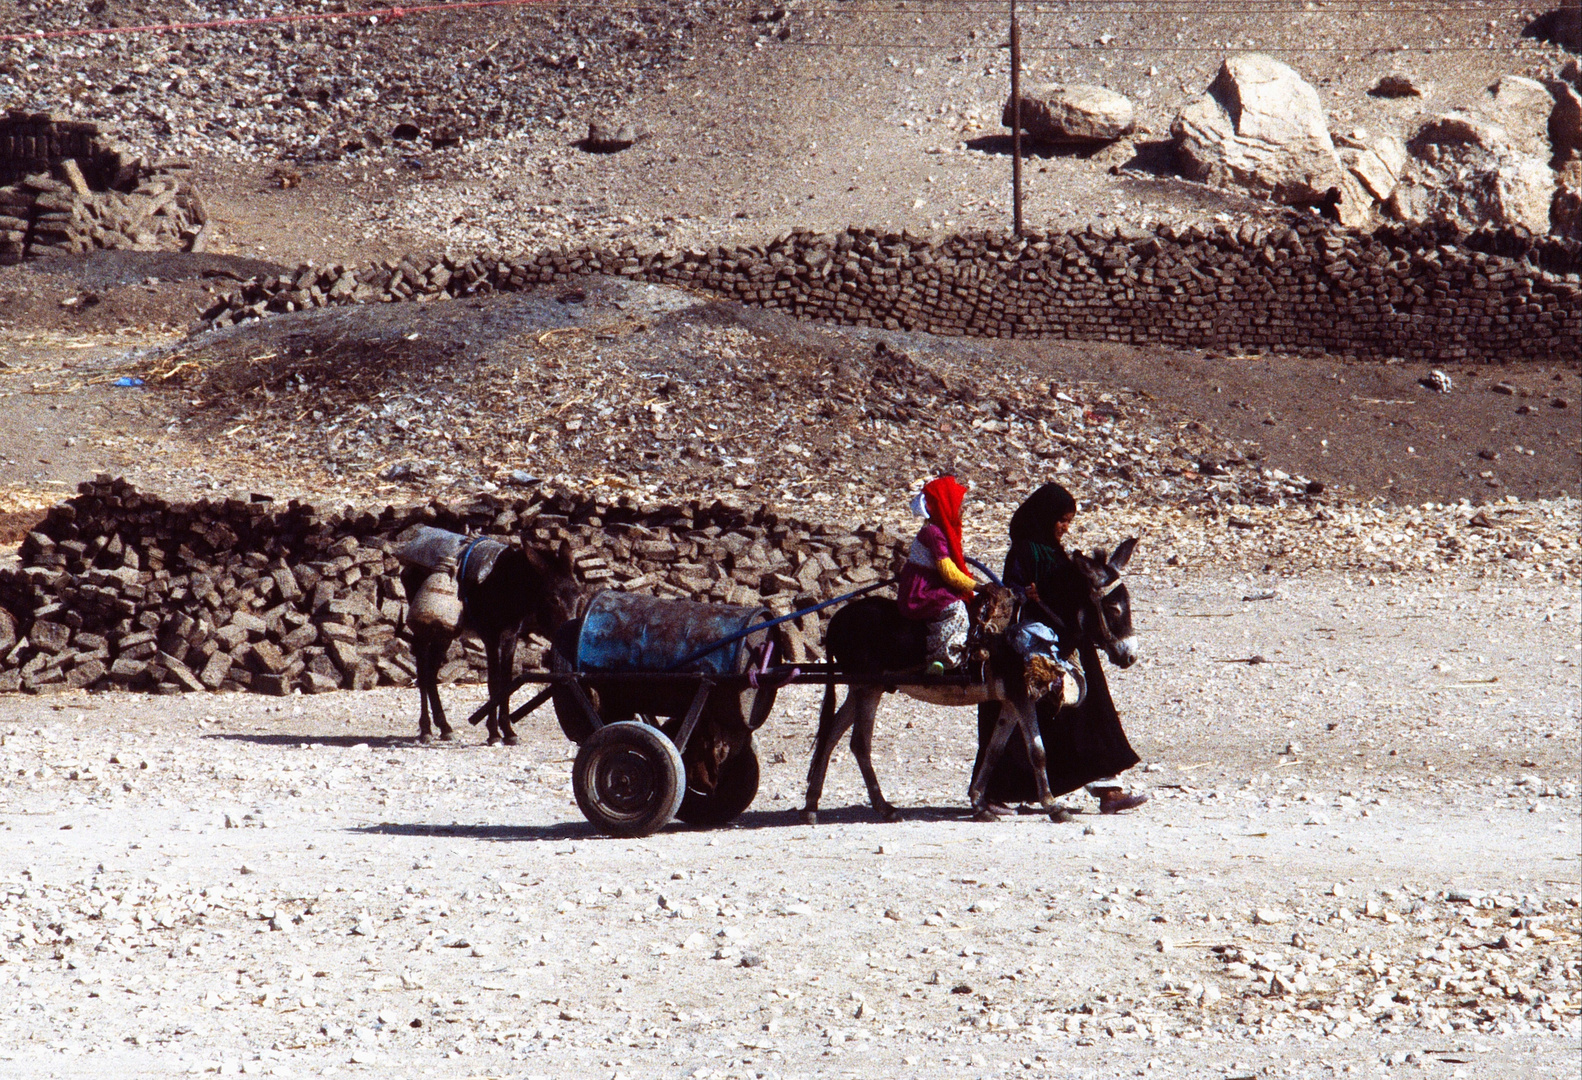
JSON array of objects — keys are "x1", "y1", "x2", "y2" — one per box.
[
  {"x1": 205, "y1": 219, "x2": 1582, "y2": 362},
  {"x1": 0, "y1": 476, "x2": 905, "y2": 696},
  {"x1": 0, "y1": 111, "x2": 123, "y2": 188},
  {"x1": 0, "y1": 111, "x2": 203, "y2": 264}
]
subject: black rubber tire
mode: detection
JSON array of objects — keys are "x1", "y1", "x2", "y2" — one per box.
[
  {"x1": 572, "y1": 721, "x2": 685, "y2": 838},
  {"x1": 676, "y1": 741, "x2": 761, "y2": 827}
]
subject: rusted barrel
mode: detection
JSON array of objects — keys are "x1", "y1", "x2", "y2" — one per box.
[
  {"x1": 574, "y1": 591, "x2": 771, "y2": 678},
  {"x1": 560, "y1": 591, "x2": 774, "y2": 728}
]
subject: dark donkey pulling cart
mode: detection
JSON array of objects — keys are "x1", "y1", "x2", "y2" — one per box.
[{"x1": 479, "y1": 583, "x2": 896, "y2": 839}]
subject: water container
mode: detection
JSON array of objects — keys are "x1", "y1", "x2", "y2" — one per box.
[{"x1": 575, "y1": 591, "x2": 770, "y2": 677}]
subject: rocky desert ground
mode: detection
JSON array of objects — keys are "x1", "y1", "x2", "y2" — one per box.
[{"x1": 0, "y1": 2, "x2": 1580, "y2": 1079}]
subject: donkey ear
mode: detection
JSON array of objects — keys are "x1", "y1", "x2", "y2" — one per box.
[
  {"x1": 1090, "y1": 546, "x2": 1108, "y2": 566},
  {"x1": 557, "y1": 539, "x2": 576, "y2": 575},
  {"x1": 1109, "y1": 537, "x2": 1137, "y2": 572}
]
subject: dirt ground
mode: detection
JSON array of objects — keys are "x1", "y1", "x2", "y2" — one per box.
[
  {"x1": 1, "y1": 5, "x2": 1579, "y2": 1077},
  {"x1": 0, "y1": 570, "x2": 1577, "y2": 1078}
]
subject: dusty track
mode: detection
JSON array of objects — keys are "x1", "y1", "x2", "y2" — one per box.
[{"x1": 0, "y1": 570, "x2": 1577, "y2": 1078}]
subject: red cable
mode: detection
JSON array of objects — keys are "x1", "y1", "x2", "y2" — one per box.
[{"x1": 0, "y1": 0, "x2": 555, "y2": 44}]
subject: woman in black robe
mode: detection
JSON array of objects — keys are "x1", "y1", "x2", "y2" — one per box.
[{"x1": 971, "y1": 483, "x2": 1148, "y2": 814}]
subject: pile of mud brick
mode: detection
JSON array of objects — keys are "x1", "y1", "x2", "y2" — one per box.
[
  {"x1": 0, "y1": 476, "x2": 908, "y2": 696},
  {"x1": 201, "y1": 218, "x2": 1582, "y2": 362},
  {"x1": 0, "y1": 111, "x2": 206, "y2": 264}
]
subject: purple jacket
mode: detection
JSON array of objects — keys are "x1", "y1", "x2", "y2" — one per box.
[{"x1": 897, "y1": 523, "x2": 964, "y2": 620}]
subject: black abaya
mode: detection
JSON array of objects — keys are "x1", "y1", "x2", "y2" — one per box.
[{"x1": 971, "y1": 644, "x2": 1140, "y2": 803}]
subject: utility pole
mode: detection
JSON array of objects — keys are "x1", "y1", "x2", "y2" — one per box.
[{"x1": 1009, "y1": 0, "x2": 1023, "y2": 236}]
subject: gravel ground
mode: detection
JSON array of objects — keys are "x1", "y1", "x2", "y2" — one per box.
[{"x1": 1, "y1": 569, "x2": 1577, "y2": 1079}]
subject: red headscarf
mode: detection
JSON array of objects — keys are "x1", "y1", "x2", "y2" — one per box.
[{"x1": 922, "y1": 475, "x2": 968, "y2": 576}]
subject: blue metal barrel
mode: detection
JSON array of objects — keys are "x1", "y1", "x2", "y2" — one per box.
[{"x1": 575, "y1": 591, "x2": 771, "y2": 677}]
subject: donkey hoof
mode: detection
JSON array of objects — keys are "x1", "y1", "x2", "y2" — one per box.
[
  {"x1": 438, "y1": 730, "x2": 454, "y2": 742},
  {"x1": 875, "y1": 803, "x2": 899, "y2": 823},
  {"x1": 1048, "y1": 807, "x2": 1073, "y2": 824},
  {"x1": 486, "y1": 735, "x2": 502, "y2": 747},
  {"x1": 418, "y1": 733, "x2": 433, "y2": 745},
  {"x1": 501, "y1": 734, "x2": 519, "y2": 747},
  {"x1": 800, "y1": 809, "x2": 818, "y2": 826},
  {"x1": 971, "y1": 807, "x2": 999, "y2": 823}
]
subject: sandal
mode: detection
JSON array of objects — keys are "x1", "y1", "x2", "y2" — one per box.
[{"x1": 1098, "y1": 791, "x2": 1149, "y2": 814}]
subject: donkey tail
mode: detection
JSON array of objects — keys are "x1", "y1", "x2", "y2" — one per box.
[{"x1": 819, "y1": 663, "x2": 837, "y2": 738}]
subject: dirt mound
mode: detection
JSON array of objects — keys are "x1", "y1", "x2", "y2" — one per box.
[{"x1": 131, "y1": 278, "x2": 1321, "y2": 526}]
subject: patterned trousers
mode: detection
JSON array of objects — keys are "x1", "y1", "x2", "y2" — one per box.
[{"x1": 925, "y1": 600, "x2": 970, "y2": 666}]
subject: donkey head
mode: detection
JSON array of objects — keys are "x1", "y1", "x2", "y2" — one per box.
[
  {"x1": 971, "y1": 583, "x2": 1018, "y2": 636},
  {"x1": 1069, "y1": 537, "x2": 1139, "y2": 668},
  {"x1": 521, "y1": 539, "x2": 587, "y2": 633}
]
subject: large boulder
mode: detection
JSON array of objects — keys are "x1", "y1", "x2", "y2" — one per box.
[
  {"x1": 1332, "y1": 134, "x2": 1409, "y2": 225},
  {"x1": 1004, "y1": 84, "x2": 1135, "y2": 143},
  {"x1": 1549, "y1": 71, "x2": 1582, "y2": 163},
  {"x1": 1344, "y1": 134, "x2": 1408, "y2": 200},
  {"x1": 1408, "y1": 112, "x2": 1511, "y2": 157},
  {"x1": 1171, "y1": 54, "x2": 1343, "y2": 206},
  {"x1": 1392, "y1": 114, "x2": 1557, "y2": 233},
  {"x1": 1489, "y1": 75, "x2": 1558, "y2": 158}
]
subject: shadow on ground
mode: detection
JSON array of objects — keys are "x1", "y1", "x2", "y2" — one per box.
[
  {"x1": 207, "y1": 733, "x2": 429, "y2": 749},
  {"x1": 348, "y1": 804, "x2": 989, "y2": 842}
]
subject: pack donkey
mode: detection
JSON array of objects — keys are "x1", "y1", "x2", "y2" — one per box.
[
  {"x1": 802, "y1": 539, "x2": 1138, "y2": 823},
  {"x1": 396, "y1": 526, "x2": 583, "y2": 745}
]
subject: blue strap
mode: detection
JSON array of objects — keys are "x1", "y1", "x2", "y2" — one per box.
[
  {"x1": 455, "y1": 536, "x2": 485, "y2": 604},
  {"x1": 966, "y1": 557, "x2": 1004, "y2": 587}
]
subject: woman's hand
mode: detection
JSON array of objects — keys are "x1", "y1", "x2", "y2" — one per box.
[{"x1": 1024, "y1": 583, "x2": 1040, "y2": 603}]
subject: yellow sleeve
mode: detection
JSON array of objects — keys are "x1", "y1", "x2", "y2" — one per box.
[{"x1": 935, "y1": 558, "x2": 978, "y2": 595}]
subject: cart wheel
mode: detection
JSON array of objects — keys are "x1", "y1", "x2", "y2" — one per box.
[
  {"x1": 572, "y1": 721, "x2": 685, "y2": 838},
  {"x1": 676, "y1": 741, "x2": 760, "y2": 827},
  {"x1": 550, "y1": 619, "x2": 597, "y2": 743}
]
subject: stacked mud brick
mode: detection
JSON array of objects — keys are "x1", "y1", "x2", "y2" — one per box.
[
  {"x1": 0, "y1": 111, "x2": 207, "y2": 264},
  {"x1": 201, "y1": 218, "x2": 1582, "y2": 362},
  {"x1": 0, "y1": 477, "x2": 908, "y2": 696}
]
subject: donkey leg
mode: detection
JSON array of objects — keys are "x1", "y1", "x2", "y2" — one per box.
[
  {"x1": 414, "y1": 633, "x2": 441, "y2": 743},
  {"x1": 478, "y1": 633, "x2": 505, "y2": 747},
  {"x1": 967, "y1": 708, "x2": 1025, "y2": 817},
  {"x1": 1013, "y1": 705, "x2": 1060, "y2": 810},
  {"x1": 802, "y1": 684, "x2": 865, "y2": 825},
  {"x1": 426, "y1": 639, "x2": 454, "y2": 742},
  {"x1": 848, "y1": 699, "x2": 897, "y2": 822},
  {"x1": 414, "y1": 633, "x2": 435, "y2": 744},
  {"x1": 494, "y1": 629, "x2": 521, "y2": 746}
]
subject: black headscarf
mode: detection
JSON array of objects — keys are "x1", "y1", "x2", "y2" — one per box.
[
  {"x1": 1003, "y1": 483, "x2": 1079, "y2": 595},
  {"x1": 1008, "y1": 483, "x2": 1077, "y2": 546}
]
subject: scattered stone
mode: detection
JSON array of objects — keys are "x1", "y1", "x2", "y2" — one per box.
[
  {"x1": 1370, "y1": 73, "x2": 1426, "y2": 98},
  {"x1": 1005, "y1": 84, "x2": 1135, "y2": 144},
  {"x1": 585, "y1": 120, "x2": 647, "y2": 153}
]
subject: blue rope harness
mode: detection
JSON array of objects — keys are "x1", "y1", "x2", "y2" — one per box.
[{"x1": 455, "y1": 535, "x2": 486, "y2": 605}]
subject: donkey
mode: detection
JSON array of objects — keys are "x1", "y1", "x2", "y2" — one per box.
[
  {"x1": 397, "y1": 529, "x2": 583, "y2": 745},
  {"x1": 802, "y1": 540, "x2": 1139, "y2": 824}
]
